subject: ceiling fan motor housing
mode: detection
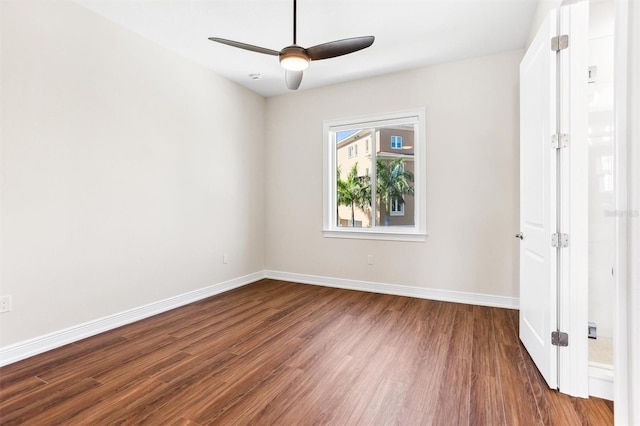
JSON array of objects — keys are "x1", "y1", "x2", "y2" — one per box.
[{"x1": 279, "y1": 46, "x2": 310, "y2": 71}]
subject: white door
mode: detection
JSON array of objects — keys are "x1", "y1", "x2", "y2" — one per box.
[{"x1": 519, "y1": 9, "x2": 558, "y2": 389}]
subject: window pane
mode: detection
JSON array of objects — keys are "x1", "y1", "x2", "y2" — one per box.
[
  {"x1": 375, "y1": 126, "x2": 415, "y2": 227},
  {"x1": 336, "y1": 129, "x2": 373, "y2": 228}
]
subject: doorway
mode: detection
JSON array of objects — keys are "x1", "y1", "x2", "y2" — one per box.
[
  {"x1": 519, "y1": 0, "x2": 617, "y2": 400},
  {"x1": 587, "y1": 0, "x2": 615, "y2": 400}
]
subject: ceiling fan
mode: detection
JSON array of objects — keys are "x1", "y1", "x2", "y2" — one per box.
[{"x1": 208, "y1": 0, "x2": 374, "y2": 90}]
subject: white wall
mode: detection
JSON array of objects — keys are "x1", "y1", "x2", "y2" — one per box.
[
  {"x1": 265, "y1": 50, "x2": 522, "y2": 299},
  {"x1": 527, "y1": 0, "x2": 563, "y2": 47},
  {"x1": 0, "y1": 0, "x2": 266, "y2": 347}
]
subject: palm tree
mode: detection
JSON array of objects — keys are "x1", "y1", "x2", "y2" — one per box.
[
  {"x1": 337, "y1": 162, "x2": 370, "y2": 227},
  {"x1": 376, "y1": 157, "x2": 414, "y2": 226}
]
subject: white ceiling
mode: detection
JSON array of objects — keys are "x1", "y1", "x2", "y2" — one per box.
[{"x1": 75, "y1": 0, "x2": 539, "y2": 97}]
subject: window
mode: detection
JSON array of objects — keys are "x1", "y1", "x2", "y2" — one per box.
[
  {"x1": 323, "y1": 108, "x2": 426, "y2": 241},
  {"x1": 391, "y1": 135, "x2": 403, "y2": 149},
  {"x1": 390, "y1": 197, "x2": 404, "y2": 216}
]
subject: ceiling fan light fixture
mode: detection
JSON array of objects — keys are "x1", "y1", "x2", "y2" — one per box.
[{"x1": 279, "y1": 46, "x2": 310, "y2": 71}]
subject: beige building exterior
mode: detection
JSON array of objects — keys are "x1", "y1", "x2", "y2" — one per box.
[{"x1": 336, "y1": 126, "x2": 415, "y2": 227}]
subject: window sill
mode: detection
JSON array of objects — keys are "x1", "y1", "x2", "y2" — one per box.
[{"x1": 322, "y1": 229, "x2": 427, "y2": 242}]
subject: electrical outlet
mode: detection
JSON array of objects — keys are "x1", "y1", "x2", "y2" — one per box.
[
  {"x1": 0, "y1": 295, "x2": 11, "y2": 313},
  {"x1": 223, "y1": 254, "x2": 228, "y2": 264},
  {"x1": 367, "y1": 255, "x2": 374, "y2": 265}
]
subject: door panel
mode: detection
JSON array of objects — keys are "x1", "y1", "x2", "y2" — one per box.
[{"x1": 519, "y1": 9, "x2": 558, "y2": 389}]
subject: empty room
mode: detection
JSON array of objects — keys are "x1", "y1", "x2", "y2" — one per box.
[{"x1": 1, "y1": 0, "x2": 638, "y2": 424}]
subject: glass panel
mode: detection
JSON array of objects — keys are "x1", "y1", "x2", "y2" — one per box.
[
  {"x1": 336, "y1": 129, "x2": 373, "y2": 228},
  {"x1": 374, "y1": 126, "x2": 415, "y2": 227},
  {"x1": 333, "y1": 123, "x2": 416, "y2": 229}
]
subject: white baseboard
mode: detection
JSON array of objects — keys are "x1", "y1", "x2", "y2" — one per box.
[
  {"x1": 0, "y1": 271, "x2": 266, "y2": 367},
  {"x1": 264, "y1": 270, "x2": 519, "y2": 310},
  {"x1": 1, "y1": 270, "x2": 520, "y2": 367},
  {"x1": 588, "y1": 362, "x2": 614, "y2": 401}
]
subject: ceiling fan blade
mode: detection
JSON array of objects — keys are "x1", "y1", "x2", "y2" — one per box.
[
  {"x1": 306, "y1": 36, "x2": 374, "y2": 61},
  {"x1": 208, "y1": 37, "x2": 279, "y2": 56},
  {"x1": 285, "y1": 70, "x2": 303, "y2": 90}
]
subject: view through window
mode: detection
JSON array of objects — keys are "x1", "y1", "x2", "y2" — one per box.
[{"x1": 335, "y1": 127, "x2": 415, "y2": 228}]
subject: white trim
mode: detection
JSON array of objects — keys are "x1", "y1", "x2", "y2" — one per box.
[
  {"x1": 322, "y1": 229, "x2": 426, "y2": 242},
  {"x1": 625, "y1": 0, "x2": 640, "y2": 421},
  {"x1": 588, "y1": 362, "x2": 614, "y2": 401},
  {"x1": 264, "y1": 270, "x2": 519, "y2": 310},
  {"x1": 0, "y1": 271, "x2": 266, "y2": 367},
  {"x1": 325, "y1": 111, "x2": 420, "y2": 131},
  {"x1": 613, "y1": 0, "x2": 630, "y2": 424}
]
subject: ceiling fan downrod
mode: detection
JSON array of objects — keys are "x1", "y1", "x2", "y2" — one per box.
[{"x1": 293, "y1": 0, "x2": 297, "y2": 45}]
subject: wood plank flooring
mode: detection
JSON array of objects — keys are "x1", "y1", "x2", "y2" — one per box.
[{"x1": 0, "y1": 279, "x2": 613, "y2": 425}]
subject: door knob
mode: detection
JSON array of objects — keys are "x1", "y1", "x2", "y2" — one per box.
[{"x1": 515, "y1": 232, "x2": 524, "y2": 240}]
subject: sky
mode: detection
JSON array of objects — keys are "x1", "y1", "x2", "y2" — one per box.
[{"x1": 336, "y1": 130, "x2": 358, "y2": 142}]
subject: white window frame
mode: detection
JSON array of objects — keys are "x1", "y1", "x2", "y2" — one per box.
[{"x1": 323, "y1": 108, "x2": 427, "y2": 242}]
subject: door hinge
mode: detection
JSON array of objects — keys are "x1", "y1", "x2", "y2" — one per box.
[
  {"x1": 552, "y1": 331, "x2": 569, "y2": 347},
  {"x1": 551, "y1": 233, "x2": 569, "y2": 248},
  {"x1": 551, "y1": 133, "x2": 569, "y2": 149},
  {"x1": 551, "y1": 35, "x2": 569, "y2": 51}
]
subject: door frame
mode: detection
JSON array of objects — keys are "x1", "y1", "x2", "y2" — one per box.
[
  {"x1": 568, "y1": 0, "x2": 636, "y2": 419},
  {"x1": 613, "y1": 0, "x2": 633, "y2": 424},
  {"x1": 525, "y1": 0, "x2": 634, "y2": 416},
  {"x1": 557, "y1": 0, "x2": 589, "y2": 398}
]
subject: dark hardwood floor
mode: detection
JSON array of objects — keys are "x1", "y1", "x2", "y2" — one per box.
[{"x1": 0, "y1": 279, "x2": 613, "y2": 425}]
